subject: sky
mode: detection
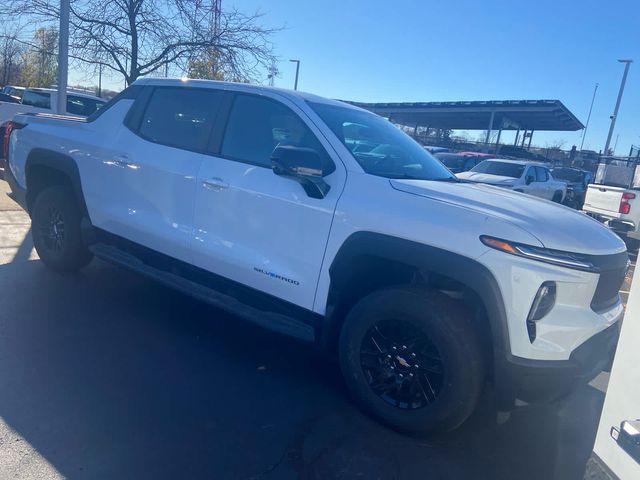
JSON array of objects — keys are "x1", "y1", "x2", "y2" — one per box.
[{"x1": 81, "y1": 0, "x2": 640, "y2": 154}]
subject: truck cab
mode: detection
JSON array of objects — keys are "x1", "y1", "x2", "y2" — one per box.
[{"x1": 583, "y1": 157, "x2": 640, "y2": 250}]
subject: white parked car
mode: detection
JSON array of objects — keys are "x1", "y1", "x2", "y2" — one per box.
[
  {"x1": 0, "y1": 88, "x2": 106, "y2": 163},
  {"x1": 0, "y1": 87, "x2": 106, "y2": 124},
  {"x1": 457, "y1": 159, "x2": 567, "y2": 202},
  {"x1": 5, "y1": 78, "x2": 626, "y2": 434}
]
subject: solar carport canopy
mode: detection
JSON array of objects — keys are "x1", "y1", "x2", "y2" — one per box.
[{"x1": 345, "y1": 99, "x2": 584, "y2": 132}]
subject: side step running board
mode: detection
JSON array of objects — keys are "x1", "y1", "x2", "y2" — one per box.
[{"x1": 90, "y1": 243, "x2": 316, "y2": 343}]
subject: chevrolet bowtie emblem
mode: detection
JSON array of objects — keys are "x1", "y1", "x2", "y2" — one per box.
[{"x1": 397, "y1": 356, "x2": 410, "y2": 367}]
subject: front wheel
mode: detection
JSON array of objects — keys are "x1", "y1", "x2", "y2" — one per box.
[
  {"x1": 552, "y1": 191, "x2": 563, "y2": 203},
  {"x1": 339, "y1": 287, "x2": 485, "y2": 434},
  {"x1": 32, "y1": 185, "x2": 93, "y2": 272}
]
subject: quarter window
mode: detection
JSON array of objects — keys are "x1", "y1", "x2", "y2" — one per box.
[
  {"x1": 221, "y1": 94, "x2": 331, "y2": 171},
  {"x1": 138, "y1": 87, "x2": 225, "y2": 152}
]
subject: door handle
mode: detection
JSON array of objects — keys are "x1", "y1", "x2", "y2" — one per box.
[{"x1": 202, "y1": 177, "x2": 229, "y2": 191}]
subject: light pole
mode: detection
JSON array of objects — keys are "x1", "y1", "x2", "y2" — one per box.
[
  {"x1": 98, "y1": 63, "x2": 103, "y2": 97},
  {"x1": 580, "y1": 82, "x2": 598, "y2": 151},
  {"x1": 289, "y1": 59, "x2": 300, "y2": 90},
  {"x1": 603, "y1": 59, "x2": 633, "y2": 156},
  {"x1": 56, "y1": 0, "x2": 70, "y2": 114}
]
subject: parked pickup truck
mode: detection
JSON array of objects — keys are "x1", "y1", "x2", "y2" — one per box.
[
  {"x1": 5, "y1": 78, "x2": 628, "y2": 434},
  {"x1": 583, "y1": 158, "x2": 640, "y2": 250},
  {"x1": 457, "y1": 159, "x2": 567, "y2": 202},
  {"x1": 0, "y1": 88, "x2": 106, "y2": 168}
]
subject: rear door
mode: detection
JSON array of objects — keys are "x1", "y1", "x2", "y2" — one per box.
[
  {"x1": 191, "y1": 92, "x2": 346, "y2": 309},
  {"x1": 94, "y1": 86, "x2": 226, "y2": 262}
]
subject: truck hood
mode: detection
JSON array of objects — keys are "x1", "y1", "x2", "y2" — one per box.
[
  {"x1": 390, "y1": 179, "x2": 626, "y2": 255},
  {"x1": 456, "y1": 172, "x2": 517, "y2": 186}
]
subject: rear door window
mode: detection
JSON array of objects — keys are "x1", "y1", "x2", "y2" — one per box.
[
  {"x1": 21, "y1": 90, "x2": 51, "y2": 109},
  {"x1": 535, "y1": 167, "x2": 549, "y2": 182},
  {"x1": 138, "y1": 87, "x2": 226, "y2": 152}
]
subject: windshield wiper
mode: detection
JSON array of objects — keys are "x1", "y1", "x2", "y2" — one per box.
[{"x1": 430, "y1": 176, "x2": 460, "y2": 182}]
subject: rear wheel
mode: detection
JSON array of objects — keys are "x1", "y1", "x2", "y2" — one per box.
[
  {"x1": 32, "y1": 185, "x2": 93, "y2": 272},
  {"x1": 339, "y1": 287, "x2": 485, "y2": 434}
]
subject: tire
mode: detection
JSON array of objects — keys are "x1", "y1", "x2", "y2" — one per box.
[
  {"x1": 624, "y1": 238, "x2": 640, "y2": 252},
  {"x1": 552, "y1": 191, "x2": 563, "y2": 203},
  {"x1": 31, "y1": 185, "x2": 93, "y2": 272},
  {"x1": 339, "y1": 286, "x2": 485, "y2": 434}
]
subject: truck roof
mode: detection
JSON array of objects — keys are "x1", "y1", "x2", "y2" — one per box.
[{"x1": 133, "y1": 77, "x2": 361, "y2": 110}]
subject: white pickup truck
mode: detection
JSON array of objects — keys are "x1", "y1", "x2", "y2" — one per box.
[
  {"x1": 583, "y1": 159, "x2": 640, "y2": 250},
  {"x1": 457, "y1": 159, "x2": 567, "y2": 202},
  {"x1": 4, "y1": 78, "x2": 628, "y2": 434}
]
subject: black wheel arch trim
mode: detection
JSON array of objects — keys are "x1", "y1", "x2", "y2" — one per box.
[
  {"x1": 25, "y1": 148, "x2": 89, "y2": 217},
  {"x1": 323, "y1": 231, "x2": 516, "y2": 405}
]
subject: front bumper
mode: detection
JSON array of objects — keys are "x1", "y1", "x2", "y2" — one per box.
[
  {"x1": 480, "y1": 247, "x2": 626, "y2": 409},
  {"x1": 501, "y1": 322, "x2": 620, "y2": 404}
]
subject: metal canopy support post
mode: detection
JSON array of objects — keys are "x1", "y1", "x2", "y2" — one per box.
[
  {"x1": 495, "y1": 127, "x2": 503, "y2": 152},
  {"x1": 413, "y1": 124, "x2": 418, "y2": 137},
  {"x1": 527, "y1": 130, "x2": 534, "y2": 150},
  {"x1": 485, "y1": 111, "x2": 495, "y2": 143},
  {"x1": 521, "y1": 130, "x2": 527, "y2": 147},
  {"x1": 514, "y1": 129, "x2": 520, "y2": 146},
  {"x1": 604, "y1": 60, "x2": 633, "y2": 155},
  {"x1": 56, "y1": 0, "x2": 70, "y2": 114}
]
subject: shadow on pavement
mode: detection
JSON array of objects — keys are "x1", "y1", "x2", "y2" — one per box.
[{"x1": 0, "y1": 259, "x2": 605, "y2": 479}]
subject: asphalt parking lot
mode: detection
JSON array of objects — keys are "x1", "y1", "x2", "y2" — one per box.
[{"x1": 0, "y1": 179, "x2": 635, "y2": 480}]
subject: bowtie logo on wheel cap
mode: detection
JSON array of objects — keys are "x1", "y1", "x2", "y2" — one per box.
[{"x1": 396, "y1": 356, "x2": 410, "y2": 368}]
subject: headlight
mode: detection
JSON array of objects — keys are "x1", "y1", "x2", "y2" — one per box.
[{"x1": 480, "y1": 236, "x2": 599, "y2": 272}]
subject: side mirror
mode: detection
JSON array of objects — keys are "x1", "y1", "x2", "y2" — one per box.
[
  {"x1": 525, "y1": 175, "x2": 535, "y2": 185},
  {"x1": 271, "y1": 145, "x2": 330, "y2": 199}
]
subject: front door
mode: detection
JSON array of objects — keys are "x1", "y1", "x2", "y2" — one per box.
[{"x1": 191, "y1": 93, "x2": 346, "y2": 310}]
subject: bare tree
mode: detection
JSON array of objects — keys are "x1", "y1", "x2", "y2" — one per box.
[
  {"x1": 0, "y1": 25, "x2": 25, "y2": 86},
  {"x1": 544, "y1": 139, "x2": 567, "y2": 150},
  {"x1": 0, "y1": 0, "x2": 279, "y2": 85}
]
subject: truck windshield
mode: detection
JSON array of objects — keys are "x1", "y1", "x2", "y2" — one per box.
[
  {"x1": 309, "y1": 102, "x2": 455, "y2": 181},
  {"x1": 470, "y1": 160, "x2": 525, "y2": 178}
]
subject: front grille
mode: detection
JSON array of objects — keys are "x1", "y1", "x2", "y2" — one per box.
[{"x1": 590, "y1": 252, "x2": 628, "y2": 312}]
